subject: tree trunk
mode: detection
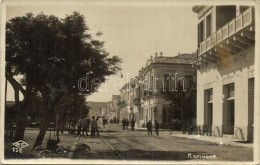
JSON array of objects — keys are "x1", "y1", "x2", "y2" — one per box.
[
  {"x1": 6, "y1": 74, "x2": 28, "y2": 141},
  {"x1": 6, "y1": 74, "x2": 26, "y2": 95},
  {"x1": 14, "y1": 103, "x2": 27, "y2": 141},
  {"x1": 33, "y1": 110, "x2": 51, "y2": 149}
]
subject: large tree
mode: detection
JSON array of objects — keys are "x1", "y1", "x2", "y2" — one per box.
[
  {"x1": 6, "y1": 12, "x2": 121, "y2": 147},
  {"x1": 161, "y1": 77, "x2": 196, "y2": 131}
]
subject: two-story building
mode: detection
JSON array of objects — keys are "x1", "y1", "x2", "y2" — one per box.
[
  {"x1": 117, "y1": 82, "x2": 140, "y2": 124},
  {"x1": 138, "y1": 52, "x2": 196, "y2": 128},
  {"x1": 118, "y1": 83, "x2": 130, "y2": 122},
  {"x1": 192, "y1": 6, "x2": 255, "y2": 141}
]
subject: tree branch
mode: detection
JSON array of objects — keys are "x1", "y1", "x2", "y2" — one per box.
[{"x1": 6, "y1": 74, "x2": 26, "y2": 96}]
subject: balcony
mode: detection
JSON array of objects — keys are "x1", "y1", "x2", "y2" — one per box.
[{"x1": 198, "y1": 7, "x2": 254, "y2": 58}]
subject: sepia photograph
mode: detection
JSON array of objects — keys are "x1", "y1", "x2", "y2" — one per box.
[{"x1": 0, "y1": 0, "x2": 259, "y2": 164}]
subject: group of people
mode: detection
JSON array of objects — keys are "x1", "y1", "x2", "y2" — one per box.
[
  {"x1": 122, "y1": 118, "x2": 135, "y2": 131},
  {"x1": 146, "y1": 120, "x2": 160, "y2": 136},
  {"x1": 77, "y1": 116, "x2": 160, "y2": 136},
  {"x1": 121, "y1": 118, "x2": 160, "y2": 135},
  {"x1": 76, "y1": 116, "x2": 100, "y2": 136}
]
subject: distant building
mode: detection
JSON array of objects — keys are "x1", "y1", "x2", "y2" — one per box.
[
  {"x1": 138, "y1": 52, "x2": 196, "y2": 128},
  {"x1": 111, "y1": 95, "x2": 120, "y2": 123},
  {"x1": 106, "y1": 101, "x2": 116, "y2": 122},
  {"x1": 87, "y1": 101, "x2": 107, "y2": 117},
  {"x1": 118, "y1": 83, "x2": 131, "y2": 122},
  {"x1": 192, "y1": 6, "x2": 255, "y2": 141}
]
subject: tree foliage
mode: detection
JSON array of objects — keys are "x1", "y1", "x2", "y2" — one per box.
[
  {"x1": 6, "y1": 12, "x2": 122, "y2": 146},
  {"x1": 161, "y1": 77, "x2": 196, "y2": 130},
  {"x1": 6, "y1": 12, "x2": 121, "y2": 96}
]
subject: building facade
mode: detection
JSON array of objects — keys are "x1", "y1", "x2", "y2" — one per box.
[
  {"x1": 101, "y1": 101, "x2": 116, "y2": 122},
  {"x1": 138, "y1": 53, "x2": 196, "y2": 128},
  {"x1": 117, "y1": 82, "x2": 139, "y2": 123},
  {"x1": 192, "y1": 6, "x2": 255, "y2": 141},
  {"x1": 111, "y1": 95, "x2": 120, "y2": 123},
  {"x1": 87, "y1": 101, "x2": 107, "y2": 118}
]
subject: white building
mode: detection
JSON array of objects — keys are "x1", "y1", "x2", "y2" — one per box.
[
  {"x1": 192, "y1": 6, "x2": 255, "y2": 141},
  {"x1": 138, "y1": 53, "x2": 196, "y2": 128},
  {"x1": 111, "y1": 95, "x2": 120, "y2": 123},
  {"x1": 118, "y1": 83, "x2": 137, "y2": 122}
]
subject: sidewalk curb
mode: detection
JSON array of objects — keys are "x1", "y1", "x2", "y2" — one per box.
[
  {"x1": 170, "y1": 134, "x2": 253, "y2": 148},
  {"x1": 134, "y1": 126, "x2": 253, "y2": 148}
]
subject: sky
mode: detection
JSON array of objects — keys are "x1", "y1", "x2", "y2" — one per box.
[{"x1": 4, "y1": 1, "x2": 197, "y2": 102}]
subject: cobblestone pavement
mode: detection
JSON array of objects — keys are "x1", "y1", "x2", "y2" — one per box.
[{"x1": 5, "y1": 124, "x2": 253, "y2": 162}]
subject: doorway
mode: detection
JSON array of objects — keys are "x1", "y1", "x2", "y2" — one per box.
[
  {"x1": 206, "y1": 103, "x2": 213, "y2": 134},
  {"x1": 208, "y1": 103, "x2": 213, "y2": 127},
  {"x1": 227, "y1": 100, "x2": 235, "y2": 134}
]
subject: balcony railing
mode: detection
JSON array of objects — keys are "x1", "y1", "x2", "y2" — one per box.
[{"x1": 199, "y1": 7, "x2": 254, "y2": 56}]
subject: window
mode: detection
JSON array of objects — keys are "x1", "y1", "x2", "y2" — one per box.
[
  {"x1": 240, "y1": 6, "x2": 249, "y2": 13},
  {"x1": 216, "y1": 6, "x2": 236, "y2": 30},
  {"x1": 208, "y1": 89, "x2": 213, "y2": 102},
  {"x1": 151, "y1": 75, "x2": 154, "y2": 90},
  {"x1": 228, "y1": 84, "x2": 235, "y2": 98},
  {"x1": 154, "y1": 107, "x2": 157, "y2": 113},
  {"x1": 206, "y1": 14, "x2": 212, "y2": 38},
  {"x1": 205, "y1": 88, "x2": 213, "y2": 103},
  {"x1": 198, "y1": 20, "x2": 204, "y2": 45},
  {"x1": 163, "y1": 74, "x2": 170, "y2": 91},
  {"x1": 185, "y1": 75, "x2": 193, "y2": 87}
]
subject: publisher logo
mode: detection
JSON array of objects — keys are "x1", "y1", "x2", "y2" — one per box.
[{"x1": 12, "y1": 140, "x2": 28, "y2": 153}]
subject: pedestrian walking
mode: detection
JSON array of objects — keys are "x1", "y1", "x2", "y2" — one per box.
[
  {"x1": 91, "y1": 116, "x2": 97, "y2": 136},
  {"x1": 82, "y1": 115, "x2": 91, "y2": 136},
  {"x1": 130, "y1": 119, "x2": 135, "y2": 131},
  {"x1": 146, "y1": 120, "x2": 152, "y2": 135},
  {"x1": 122, "y1": 118, "x2": 126, "y2": 130},
  {"x1": 154, "y1": 120, "x2": 159, "y2": 136},
  {"x1": 85, "y1": 115, "x2": 91, "y2": 136},
  {"x1": 125, "y1": 119, "x2": 129, "y2": 130},
  {"x1": 102, "y1": 117, "x2": 106, "y2": 128},
  {"x1": 95, "y1": 116, "x2": 100, "y2": 136},
  {"x1": 76, "y1": 118, "x2": 82, "y2": 136}
]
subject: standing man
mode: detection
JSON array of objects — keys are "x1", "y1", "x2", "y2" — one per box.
[
  {"x1": 102, "y1": 117, "x2": 106, "y2": 128},
  {"x1": 154, "y1": 120, "x2": 159, "y2": 136},
  {"x1": 146, "y1": 120, "x2": 152, "y2": 135},
  {"x1": 130, "y1": 119, "x2": 135, "y2": 131},
  {"x1": 125, "y1": 119, "x2": 129, "y2": 130},
  {"x1": 122, "y1": 118, "x2": 126, "y2": 130},
  {"x1": 91, "y1": 116, "x2": 96, "y2": 136},
  {"x1": 82, "y1": 115, "x2": 91, "y2": 136},
  {"x1": 85, "y1": 115, "x2": 91, "y2": 136},
  {"x1": 95, "y1": 116, "x2": 100, "y2": 136}
]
